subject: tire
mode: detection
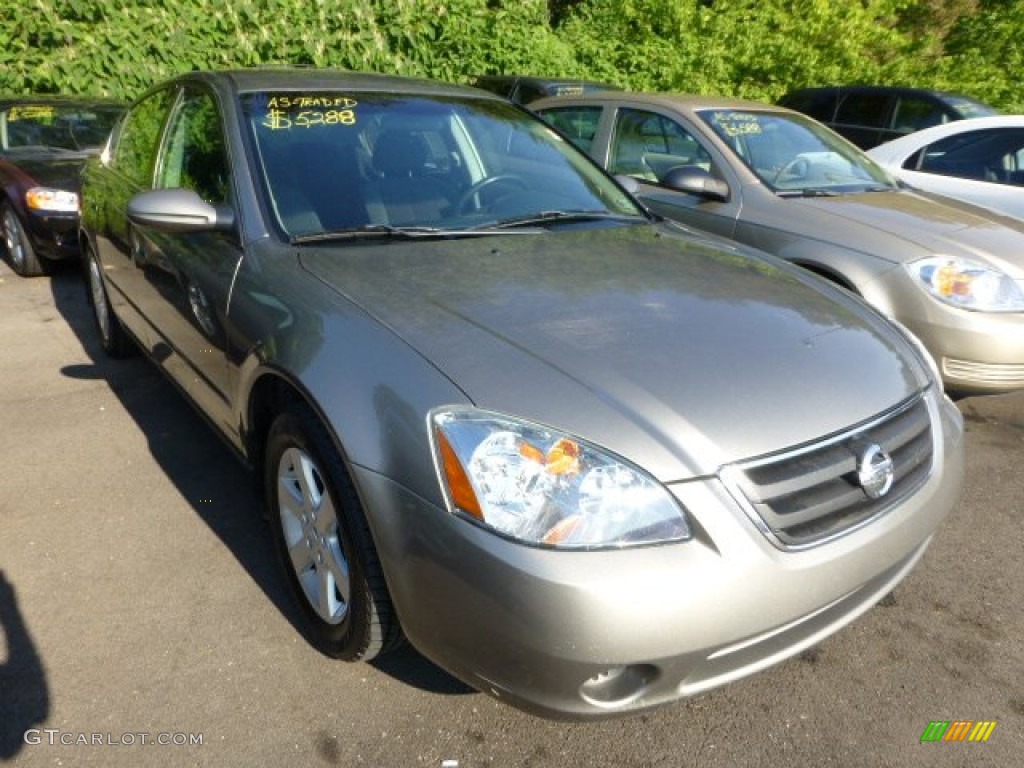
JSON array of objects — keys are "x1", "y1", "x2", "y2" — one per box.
[
  {"x1": 85, "y1": 245, "x2": 132, "y2": 357},
  {"x1": 264, "y1": 407, "x2": 402, "y2": 660},
  {"x1": 2, "y1": 201, "x2": 47, "y2": 276}
]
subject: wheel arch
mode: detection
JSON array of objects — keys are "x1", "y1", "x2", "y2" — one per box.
[
  {"x1": 790, "y1": 259, "x2": 860, "y2": 293},
  {"x1": 243, "y1": 368, "x2": 320, "y2": 477}
]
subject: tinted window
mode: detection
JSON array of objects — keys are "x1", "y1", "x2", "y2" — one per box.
[
  {"x1": 515, "y1": 84, "x2": 546, "y2": 104},
  {"x1": 891, "y1": 97, "x2": 948, "y2": 134},
  {"x1": 943, "y1": 95, "x2": 999, "y2": 119},
  {"x1": 780, "y1": 90, "x2": 837, "y2": 121},
  {"x1": 156, "y1": 86, "x2": 229, "y2": 203},
  {"x1": 113, "y1": 88, "x2": 177, "y2": 185},
  {"x1": 835, "y1": 93, "x2": 890, "y2": 128},
  {"x1": 916, "y1": 127, "x2": 1024, "y2": 184}
]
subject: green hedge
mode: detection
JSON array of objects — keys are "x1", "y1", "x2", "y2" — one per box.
[{"x1": 0, "y1": 0, "x2": 1019, "y2": 112}]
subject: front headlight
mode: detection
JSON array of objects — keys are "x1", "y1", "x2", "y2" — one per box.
[
  {"x1": 431, "y1": 408, "x2": 691, "y2": 549},
  {"x1": 908, "y1": 256, "x2": 1024, "y2": 312},
  {"x1": 25, "y1": 187, "x2": 79, "y2": 213}
]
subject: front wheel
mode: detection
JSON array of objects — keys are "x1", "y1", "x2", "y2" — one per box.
[
  {"x1": 85, "y1": 245, "x2": 132, "y2": 357},
  {"x1": 2, "y1": 202, "x2": 47, "y2": 276},
  {"x1": 264, "y1": 408, "x2": 401, "y2": 660}
]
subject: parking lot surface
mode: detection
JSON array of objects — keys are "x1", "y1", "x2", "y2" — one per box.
[{"x1": 1, "y1": 258, "x2": 1021, "y2": 767}]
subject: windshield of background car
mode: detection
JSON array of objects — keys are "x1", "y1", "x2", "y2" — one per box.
[
  {"x1": 239, "y1": 91, "x2": 642, "y2": 237},
  {"x1": 945, "y1": 95, "x2": 999, "y2": 119},
  {"x1": 699, "y1": 109, "x2": 896, "y2": 194},
  {"x1": 0, "y1": 103, "x2": 123, "y2": 151}
]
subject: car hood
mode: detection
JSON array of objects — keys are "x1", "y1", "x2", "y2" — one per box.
[
  {"x1": 7, "y1": 150, "x2": 92, "y2": 191},
  {"x1": 781, "y1": 188, "x2": 1024, "y2": 277},
  {"x1": 299, "y1": 225, "x2": 924, "y2": 480}
]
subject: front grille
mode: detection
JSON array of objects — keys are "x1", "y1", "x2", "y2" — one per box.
[
  {"x1": 724, "y1": 394, "x2": 934, "y2": 549},
  {"x1": 942, "y1": 357, "x2": 1024, "y2": 386}
]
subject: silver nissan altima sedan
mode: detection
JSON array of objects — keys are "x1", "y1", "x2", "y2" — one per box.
[{"x1": 79, "y1": 69, "x2": 964, "y2": 719}]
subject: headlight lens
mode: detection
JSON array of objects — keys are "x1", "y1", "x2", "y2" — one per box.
[
  {"x1": 25, "y1": 187, "x2": 79, "y2": 213},
  {"x1": 431, "y1": 409, "x2": 691, "y2": 549},
  {"x1": 908, "y1": 256, "x2": 1024, "y2": 312}
]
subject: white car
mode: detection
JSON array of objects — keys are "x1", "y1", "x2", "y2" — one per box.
[{"x1": 867, "y1": 116, "x2": 1024, "y2": 221}]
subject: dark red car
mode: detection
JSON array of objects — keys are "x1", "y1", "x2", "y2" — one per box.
[{"x1": 1, "y1": 95, "x2": 123, "y2": 276}]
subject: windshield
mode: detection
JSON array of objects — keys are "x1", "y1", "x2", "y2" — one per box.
[
  {"x1": 1, "y1": 103, "x2": 123, "y2": 151},
  {"x1": 240, "y1": 91, "x2": 643, "y2": 238},
  {"x1": 700, "y1": 109, "x2": 896, "y2": 194},
  {"x1": 945, "y1": 95, "x2": 998, "y2": 120}
]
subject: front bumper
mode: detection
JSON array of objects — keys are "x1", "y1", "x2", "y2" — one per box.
[
  {"x1": 869, "y1": 269, "x2": 1024, "y2": 393},
  {"x1": 356, "y1": 391, "x2": 964, "y2": 719},
  {"x1": 25, "y1": 209, "x2": 81, "y2": 262}
]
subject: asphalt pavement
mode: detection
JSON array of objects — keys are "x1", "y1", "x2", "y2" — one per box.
[{"x1": 1, "y1": 257, "x2": 1021, "y2": 767}]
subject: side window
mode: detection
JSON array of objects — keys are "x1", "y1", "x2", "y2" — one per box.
[
  {"x1": 834, "y1": 93, "x2": 890, "y2": 128},
  {"x1": 113, "y1": 88, "x2": 177, "y2": 185},
  {"x1": 783, "y1": 90, "x2": 838, "y2": 121},
  {"x1": 156, "y1": 87, "x2": 229, "y2": 204},
  {"x1": 917, "y1": 128, "x2": 1024, "y2": 183},
  {"x1": 538, "y1": 106, "x2": 602, "y2": 152},
  {"x1": 515, "y1": 84, "x2": 546, "y2": 105},
  {"x1": 610, "y1": 108, "x2": 711, "y2": 182},
  {"x1": 891, "y1": 97, "x2": 947, "y2": 134}
]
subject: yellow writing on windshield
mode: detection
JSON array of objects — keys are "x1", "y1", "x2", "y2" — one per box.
[
  {"x1": 712, "y1": 112, "x2": 762, "y2": 137},
  {"x1": 261, "y1": 95, "x2": 358, "y2": 131},
  {"x1": 268, "y1": 95, "x2": 358, "y2": 110},
  {"x1": 8, "y1": 105, "x2": 56, "y2": 122}
]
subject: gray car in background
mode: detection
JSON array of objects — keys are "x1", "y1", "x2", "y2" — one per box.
[
  {"x1": 534, "y1": 92, "x2": 1024, "y2": 394},
  {"x1": 79, "y1": 69, "x2": 964, "y2": 719}
]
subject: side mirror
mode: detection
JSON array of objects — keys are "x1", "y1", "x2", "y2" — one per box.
[
  {"x1": 127, "y1": 188, "x2": 235, "y2": 233},
  {"x1": 661, "y1": 166, "x2": 730, "y2": 202}
]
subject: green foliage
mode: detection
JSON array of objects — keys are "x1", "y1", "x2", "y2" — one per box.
[
  {"x1": 0, "y1": 0, "x2": 1019, "y2": 111},
  {"x1": 933, "y1": 0, "x2": 1024, "y2": 112}
]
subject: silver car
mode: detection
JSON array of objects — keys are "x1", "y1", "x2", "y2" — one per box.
[
  {"x1": 80, "y1": 69, "x2": 964, "y2": 719},
  {"x1": 533, "y1": 92, "x2": 1024, "y2": 394}
]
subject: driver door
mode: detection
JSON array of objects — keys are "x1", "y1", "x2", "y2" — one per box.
[{"x1": 606, "y1": 107, "x2": 740, "y2": 239}]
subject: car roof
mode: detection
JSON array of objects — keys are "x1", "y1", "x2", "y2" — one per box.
[
  {"x1": 781, "y1": 84, "x2": 993, "y2": 109},
  {"x1": 784, "y1": 85, "x2": 966, "y2": 98},
  {"x1": 164, "y1": 68, "x2": 500, "y2": 101},
  {"x1": 473, "y1": 75, "x2": 621, "y2": 90},
  {"x1": 531, "y1": 90, "x2": 794, "y2": 116}
]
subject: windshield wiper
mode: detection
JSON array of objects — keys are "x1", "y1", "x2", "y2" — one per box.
[
  {"x1": 289, "y1": 224, "x2": 536, "y2": 245},
  {"x1": 473, "y1": 210, "x2": 646, "y2": 230},
  {"x1": 775, "y1": 188, "x2": 842, "y2": 198}
]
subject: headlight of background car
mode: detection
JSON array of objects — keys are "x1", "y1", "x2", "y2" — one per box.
[
  {"x1": 431, "y1": 408, "x2": 691, "y2": 549},
  {"x1": 25, "y1": 187, "x2": 79, "y2": 213},
  {"x1": 908, "y1": 256, "x2": 1024, "y2": 312}
]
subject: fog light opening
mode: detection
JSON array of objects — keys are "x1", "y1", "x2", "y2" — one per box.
[{"x1": 579, "y1": 664, "x2": 658, "y2": 707}]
